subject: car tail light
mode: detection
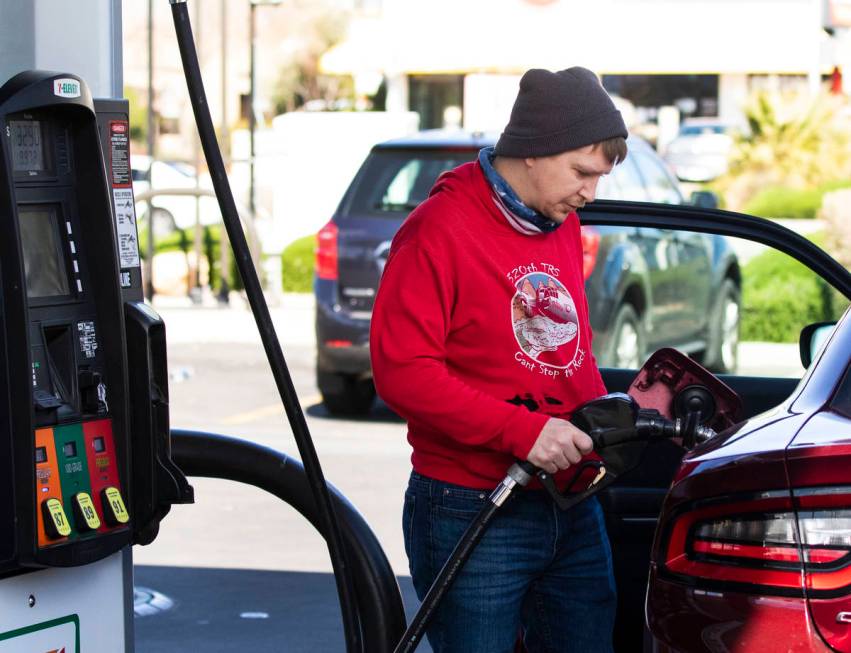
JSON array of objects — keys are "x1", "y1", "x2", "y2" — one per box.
[
  {"x1": 316, "y1": 220, "x2": 338, "y2": 281},
  {"x1": 662, "y1": 490, "x2": 851, "y2": 594},
  {"x1": 579, "y1": 225, "x2": 600, "y2": 281}
]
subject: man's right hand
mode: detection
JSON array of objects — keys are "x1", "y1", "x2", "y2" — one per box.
[{"x1": 527, "y1": 417, "x2": 594, "y2": 474}]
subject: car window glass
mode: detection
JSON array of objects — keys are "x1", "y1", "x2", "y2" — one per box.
[
  {"x1": 609, "y1": 157, "x2": 648, "y2": 202},
  {"x1": 630, "y1": 147, "x2": 682, "y2": 204},
  {"x1": 348, "y1": 149, "x2": 477, "y2": 216},
  {"x1": 594, "y1": 229, "x2": 849, "y2": 380}
]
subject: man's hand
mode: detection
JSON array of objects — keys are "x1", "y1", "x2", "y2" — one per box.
[{"x1": 527, "y1": 418, "x2": 594, "y2": 474}]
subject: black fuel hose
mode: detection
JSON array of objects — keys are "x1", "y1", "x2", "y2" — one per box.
[
  {"x1": 168, "y1": 2, "x2": 363, "y2": 650},
  {"x1": 171, "y1": 431, "x2": 406, "y2": 652}
]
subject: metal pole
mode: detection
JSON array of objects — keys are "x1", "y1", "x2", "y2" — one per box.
[
  {"x1": 249, "y1": 0, "x2": 256, "y2": 221},
  {"x1": 192, "y1": 0, "x2": 203, "y2": 300},
  {"x1": 146, "y1": 0, "x2": 156, "y2": 301},
  {"x1": 218, "y1": 0, "x2": 231, "y2": 304}
]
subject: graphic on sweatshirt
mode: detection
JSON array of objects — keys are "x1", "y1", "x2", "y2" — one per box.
[{"x1": 511, "y1": 273, "x2": 580, "y2": 368}]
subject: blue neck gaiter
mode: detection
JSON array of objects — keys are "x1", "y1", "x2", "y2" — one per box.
[{"x1": 478, "y1": 146, "x2": 560, "y2": 234}]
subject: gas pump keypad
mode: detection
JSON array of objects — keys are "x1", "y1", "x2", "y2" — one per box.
[{"x1": 34, "y1": 420, "x2": 127, "y2": 547}]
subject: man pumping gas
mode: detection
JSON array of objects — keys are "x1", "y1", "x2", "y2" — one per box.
[{"x1": 371, "y1": 67, "x2": 629, "y2": 652}]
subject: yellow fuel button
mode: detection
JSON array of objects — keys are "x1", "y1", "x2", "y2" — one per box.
[
  {"x1": 102, "y1": 486, "x2": 129, "y2": 525},
  {"x1": 73, "y1": 492, "x2": 101, "y2": 531},
  {"x1": 42, "y1": 498, "x2": 71, "y2": 539}
]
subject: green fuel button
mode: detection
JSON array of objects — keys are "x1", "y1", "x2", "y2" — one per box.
[
  {"x1": 73, "y1": 492, "x2": 101, "y2": 531},
  {"x1": 42, "y1": 498, "x2": 71, "y2": 539}
]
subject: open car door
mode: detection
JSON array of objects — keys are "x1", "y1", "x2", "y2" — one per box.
[{"x1": 579, "y1": 201, "x2": 851, "y2": 651}]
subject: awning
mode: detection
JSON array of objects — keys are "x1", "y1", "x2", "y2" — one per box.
[{"x1": 321, "y1": 0, "x2": 827, "y2": 77}]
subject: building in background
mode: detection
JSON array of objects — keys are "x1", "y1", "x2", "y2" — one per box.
[{"x1": 322, "y1": 0, "x2": 851, "y2": 144}]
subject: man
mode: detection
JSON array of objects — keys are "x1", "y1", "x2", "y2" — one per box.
[{"x1": 370, "y1": 67, "x2": 628, "y2": 652}]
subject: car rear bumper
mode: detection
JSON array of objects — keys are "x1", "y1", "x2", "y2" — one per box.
[
  {"x1": 316, "y1": 300, "x2": 372, "y2": 376},
  {"x1": 647, "y1": 566, "x2": 832, "y2": 652}
]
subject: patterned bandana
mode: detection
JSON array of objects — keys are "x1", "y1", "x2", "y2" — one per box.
[{"x1": 478, "y1": 147, "x2": 561, "y2": 235}]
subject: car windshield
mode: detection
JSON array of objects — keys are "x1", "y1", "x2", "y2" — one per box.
[{"x1": 347, "y1": 148, "x2": 478, "y2": 215}]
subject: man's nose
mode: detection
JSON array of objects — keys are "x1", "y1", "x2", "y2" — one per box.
[{"x1": 579, "y1": 178, "x2": 599, "y2": 203}]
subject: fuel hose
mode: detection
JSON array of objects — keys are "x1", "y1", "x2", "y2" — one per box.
[{"x1": 167, "y1": 2, "x2": 363, "y2": 649}]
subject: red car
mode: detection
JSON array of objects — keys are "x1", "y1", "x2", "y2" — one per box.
[
  {"x1": 647, "y1": 305, "x2": 851, "y2": 652},
  {"x1": 600, "y1": 206, "x2": 851, "y2": 653},
  {"x1": 577, "y1": 201, "x2": 851, "y2": 653}
]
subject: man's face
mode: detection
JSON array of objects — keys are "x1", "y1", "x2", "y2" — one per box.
[{"x1": 525, "y1": 144, "x2": 615, "y2": 223}]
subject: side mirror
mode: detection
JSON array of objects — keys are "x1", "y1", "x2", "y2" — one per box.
[
  {"x1": 799, "y1": 321, "x2": 835, "y2": 368},
  {"x1": 689, "y1": 190, "x2": 719, "y2": 209}
]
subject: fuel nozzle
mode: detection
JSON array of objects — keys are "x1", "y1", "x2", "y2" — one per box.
[{"x1": 635, "y1": 408, "x2": 716, "y2": 444}]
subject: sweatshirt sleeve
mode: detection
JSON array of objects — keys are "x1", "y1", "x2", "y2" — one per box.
[{"x1": 370, "y1": 240, "x2": 549, "y2": 461}]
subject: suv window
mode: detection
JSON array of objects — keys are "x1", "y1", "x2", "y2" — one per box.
[
  {"x1": 630, "y1": 146, "x2": 683, "y2": 204},
  {"x1": 347, "y1": 149, "x2": 477, "y2": 216},
  {"x1": 606, "y1": 156, "x2": 648, "y2": 202}
]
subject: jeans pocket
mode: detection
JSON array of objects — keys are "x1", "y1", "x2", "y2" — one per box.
[{"x1": 434, "y1": 485, "x2": 488, "y2": 519}]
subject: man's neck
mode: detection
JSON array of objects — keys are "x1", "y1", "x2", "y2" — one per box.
[{"x1": 492, "y1": 156, "x2": 534, "y2": 209}]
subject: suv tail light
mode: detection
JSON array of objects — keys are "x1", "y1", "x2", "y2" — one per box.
[
  {"x1": 579, "y1": 225, "x2": 600, "y2": 281},
  {"x1": 316, "y1": 220, "x2": 338, "y2": 281},
  {"x1": 662, "y1": 490, "x2": 851, "y2": 594}
]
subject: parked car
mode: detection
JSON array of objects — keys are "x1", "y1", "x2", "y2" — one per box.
[
  {"x1": 567, "y1": 204, "x2": 851, "y2": 651},
  {"x1": 131, "y1": 154, "x2": 220, "y2": 234},
  {"x1": 314, "y1": 130, "x2": 739, "y2": 415},
  {"x1": 646, "y1": 286, "x2": 851, "y2": 651},
  {"x1": 663, "y1": 118, "x2": 736, "y2": 182}
]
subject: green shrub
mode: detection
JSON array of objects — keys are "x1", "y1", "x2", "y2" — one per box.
[
  {"x1": 742, "y1": 180, "x2": 851, "y2": 220},
  {"x1": 741, "y1": 239, "x2": 846, "y2": 342},
  {"x1": 280, "y1": 235, "x2": 315, "y2": 293}
]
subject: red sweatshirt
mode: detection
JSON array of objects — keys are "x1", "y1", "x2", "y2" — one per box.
[{"x1": 370, "y1": 160, "x2": 607, "y2": 489}]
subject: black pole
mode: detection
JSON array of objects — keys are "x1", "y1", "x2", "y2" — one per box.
[
  {"x1": 248, "y1": 0, "x2": 256, "y2": 220},
  {"x1": 167, "y1": 3, "x2": 363, "y2": 650},
  {"x1": 145, "y1": 0, "x2": 156, "y2": 300}
]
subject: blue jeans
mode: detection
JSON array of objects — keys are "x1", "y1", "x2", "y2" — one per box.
[{"x1": 403, "y1": 472, "x2": 616, "y2": 653}]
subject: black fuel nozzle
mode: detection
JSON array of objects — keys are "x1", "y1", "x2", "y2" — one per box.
[
  {"x1": 535, "y1": 393, "x2": 717, "y2": 512},
  {"x1": 634, "y1": 408, "x2": 716, "y2": 443},
  {"x1": 635, "y1": 408, "x2": 716, "y2": 444}
]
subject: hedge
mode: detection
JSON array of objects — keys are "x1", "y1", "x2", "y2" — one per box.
[
  {"x1": 743, "y1": 180, "x2": 851, "y2": 220},
  {"x1": 280, "y1": 235, "x2": 315, "y2": 293},
  {"x1": 741, "y1": 236, "x2": 847, "y2": 342}
]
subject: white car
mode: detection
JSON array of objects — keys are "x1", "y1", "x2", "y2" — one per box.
[
  {"x1": 663, "y1": 119, "x2": 735, "y2": 182},
  {"x1": 131, "y1": 154, "x2": 221, "y2": 234}
]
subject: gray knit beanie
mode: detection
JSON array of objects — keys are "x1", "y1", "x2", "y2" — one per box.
[{"x1": 494, "y1": 67, "x2": 627, "y2": 158}]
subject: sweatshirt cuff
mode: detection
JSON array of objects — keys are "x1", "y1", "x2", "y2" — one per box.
[{"x1": 501, "y1": 409, "x2": 551, "y2": 461}]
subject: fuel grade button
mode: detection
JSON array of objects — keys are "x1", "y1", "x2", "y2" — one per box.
[
  {"x1": 102, "y1": 486, "x2": 129, "y2": 525},
  {"x1": 73, "y1": 492, "x2": 101, "y2": 531},
  {"x1": 42, "y1": 498, "x2": 71, "y2": 539}
]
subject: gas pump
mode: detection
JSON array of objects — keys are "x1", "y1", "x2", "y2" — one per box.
[{"x1": 0, "y1": 70, "x2": 192, "y2": 652}]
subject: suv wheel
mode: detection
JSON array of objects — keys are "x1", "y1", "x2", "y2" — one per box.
[
  {"x1": 318, "y1": 371, "x2": 376, "y2": 416},
  {"x1": 608, "y1": 304, "x2": 644, "y2": 369},
  {"x1": 702, "y1": 278, "x2": 740, "y2": 373}
]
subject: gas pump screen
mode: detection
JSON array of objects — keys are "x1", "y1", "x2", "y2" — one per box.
[
  {"x1": 18, "y1": 205, "x2": 70, "y2": 298},
  {"x1": 9, "y1": 120, "x2": 44, "y2": 172}
]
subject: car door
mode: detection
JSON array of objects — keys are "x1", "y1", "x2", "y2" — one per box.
[{"x1": 577, "y1": 201, "x2": 851, "y2": 651}]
